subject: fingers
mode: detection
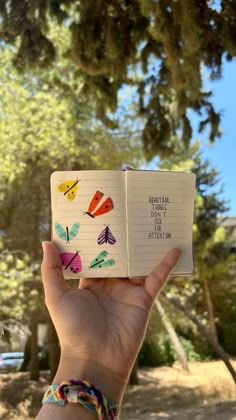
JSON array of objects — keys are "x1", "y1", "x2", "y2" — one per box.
[
  {"x1": 41, "y1": 241, "x2": 68, "y2": 305},
  {"x1": 144, "y1": 248, "x2": 181, "y2": 300}
]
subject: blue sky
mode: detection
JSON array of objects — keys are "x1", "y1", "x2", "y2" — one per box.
[
  {"x1": 202, "y1": 59, "x2": 236, "y2": 216},
  {"x1": 117, "y1": 57, "x2": 236, "y2": 216}
]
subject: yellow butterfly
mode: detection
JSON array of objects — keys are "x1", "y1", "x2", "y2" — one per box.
[{"x1": 57, "y1": 178, "x2": 80, "y2": 201}]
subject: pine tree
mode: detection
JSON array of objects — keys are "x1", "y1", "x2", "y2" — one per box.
[
  {"x1": 159, "y1": 141, "x2": 235, "y2": 380},
  {"x1": 1, "y1": 1, "x2": 236, "y2": 157}
]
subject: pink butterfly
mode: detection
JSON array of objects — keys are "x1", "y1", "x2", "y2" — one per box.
[{"x1": 60, "y1": 250, "x2": 82, "y2": 274}]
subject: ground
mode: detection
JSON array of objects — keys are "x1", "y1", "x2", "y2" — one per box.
[{"x1": 0, "y1": 361, "x2": 235, "y2": 419}]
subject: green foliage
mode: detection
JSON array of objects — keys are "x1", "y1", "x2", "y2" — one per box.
[
  {"x1": 138, "y1": 332, "x2": 174, "y2": 367},
  {"x1": 0, "y1": 42, "x2": 144, "y2": 343},
  {"x1": 188, "y1": 331, "x2": 216, "y2": 360},
  {"x1": 215, "y1": 291, "x2": 236, "y2": 355},
  {"x1": 1, "y1": 1, "x2": 236, "y2": 156},
  {"x1": 0, "y1": 249, "x2": 41, "y2": 322},
  {"x1": 159, "y1": 141, "x2": 236, "y2": 357},
  {"x1": 138, "y1": 332, "x2": 207, "y2": 367},
  {"x1": 171, "y1": 336, "x2": 203, "y2": 363},
  {"x1": 0, "y1": 44, "x2": 144, "y2": 254}
]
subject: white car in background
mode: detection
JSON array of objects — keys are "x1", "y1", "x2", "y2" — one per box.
[{"x1": 0, "y1": 352, "x2": 24, "y2": 373}]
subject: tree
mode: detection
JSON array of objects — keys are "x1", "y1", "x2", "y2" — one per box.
[
  {"x1": 155, "y1": 299, "x2": 189, "y2": 372},
  {"x1": 1, "y1": 1, "x2": 236, "y2": 157},
  {"x1": 0, "y1": 44, "x2": 144, "y2": 380},
  {"x1": 164, "y1": 293, "x2": 236, "y2": 385},
  {"x1": 159, "y1": 141, "x2": 234, "y2": 330},
  {"x1": 0, "y1": 247, "x2": 42, "y2": 379},
  {"x1": 0, "y1": 45, "x2": 144, "y2": 252},
  {"x1": 158, "y1": 141, "x2": 236, "y2": 380}
]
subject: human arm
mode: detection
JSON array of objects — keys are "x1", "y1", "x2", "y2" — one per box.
[{"x1": 36, "y1": 242, "x2": 181, "y2": 419}]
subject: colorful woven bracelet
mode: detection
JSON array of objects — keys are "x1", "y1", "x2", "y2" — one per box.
[{"x1": 42, "y1": 379, "x2": 120, "y2": 419}]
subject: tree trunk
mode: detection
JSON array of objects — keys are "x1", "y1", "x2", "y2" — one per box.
[
  {"x1": 20, "y1": 334, "x2": 31, "y2": 371},
  {"x1": 129, "y1": 359, "x2": 139, "y2": 385},
  {"x1": 203, "y1": 277, "x2": 218, "y2": 341},
  {"x1": 48, "y1": 317, "x2": 60, "y2": 382},
  {"x1": 155, "y1": 299, "x2": 189, "y2": 372},
  {"x1": 30, "y1": 309, "x2": 39, "y2": 380},
  {"x1": 164, "y1": 294, "x2": 236, "y2": 385}
]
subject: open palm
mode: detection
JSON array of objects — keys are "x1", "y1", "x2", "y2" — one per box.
[{"x1": 41, "y1": 242, "x2": 180, "y2": 382}]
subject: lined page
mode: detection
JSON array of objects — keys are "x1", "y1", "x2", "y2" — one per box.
[
  {"x1": 126, "y1": 171, "x2": 196, "y2": 277},
  {"x1": 51, "y1": 171, "x2": 127, "y2": 278}
]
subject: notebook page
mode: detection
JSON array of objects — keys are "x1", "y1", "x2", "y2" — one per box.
[
  {"x1": 51, "y1": 171, "x2": 127, "y2": 278},
  {"x1": 126, "y1": 171, "x2": 196, "y2": 277}
]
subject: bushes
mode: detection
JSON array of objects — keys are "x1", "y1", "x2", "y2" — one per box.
[
  {"x1": 216, "y1": 292, "x2": 236, "y2": 356},
  {"x1": 138, "y1": 332, "x2": 173, "y2": 367},
  {"x1": 138, "y1": 332, "x2": 209, "y2": 367}
]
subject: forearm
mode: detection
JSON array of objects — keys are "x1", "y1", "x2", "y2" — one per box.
[{"x1": 36, "y1": 354, "x2": 127, "y2": 419}]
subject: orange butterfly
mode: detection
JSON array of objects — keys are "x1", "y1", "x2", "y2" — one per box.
[
  {"x1": 57, "y1": 178, "x2": 80, "y2": 201},
  {"x1": 85, "y1": 191, "x2": 114, "y2": 218}
]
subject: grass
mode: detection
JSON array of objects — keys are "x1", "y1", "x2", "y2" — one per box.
[{"x1": 0, "y1": 360, "x2": 236, "y2": 419}]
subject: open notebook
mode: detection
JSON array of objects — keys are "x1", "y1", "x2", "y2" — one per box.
[{"x1": 51, "y1": 170, "x2": 196, "y2": 278}]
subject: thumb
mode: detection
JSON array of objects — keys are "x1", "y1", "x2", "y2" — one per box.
[
  {"x1": 144, "y1": 248, "x2": 181, "y2": 301},
  {"x1": 41, "y1": 241, "x2": 68, "y2": 306}
]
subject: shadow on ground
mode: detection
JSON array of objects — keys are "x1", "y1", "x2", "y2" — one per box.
[{"x1": 0, "y1": 361, "x2": 236, "y2": 419}]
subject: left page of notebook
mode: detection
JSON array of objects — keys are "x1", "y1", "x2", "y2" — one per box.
[{"x1": 50, "y1": 171, "x2": 128, "y2": 278}]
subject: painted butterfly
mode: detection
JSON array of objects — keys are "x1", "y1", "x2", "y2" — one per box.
[
  {"x1": 55, "y1": 222, "x2": 80, "y2": 243},
  {"x1": 57, "y1": 178, "x2": 80, "y2": 201},
  {"x1": 60, "y1": 250, "x2": 82, "y2": 273},
  {"x1": 85, "y1": 191, "x2": 114, "y2": 218},
  {"x1": 89, "y1": 250, "x2": 115, "y2": 269},
  {"x1": 97, "y1": 225, "x2": 116, "y2": 245}
]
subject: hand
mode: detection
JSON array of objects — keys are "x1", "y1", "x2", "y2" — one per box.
[{"x1": 41, "y1": 242, "x2": 181, "y2": 403}]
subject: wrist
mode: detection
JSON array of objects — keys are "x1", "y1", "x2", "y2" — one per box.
[{"x1": 53, "y1": 352, "x2": 128, "y2": 404}]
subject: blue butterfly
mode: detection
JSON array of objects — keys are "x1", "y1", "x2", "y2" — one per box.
[
  {"x1": 54, "y1": 222, "x2": 80, "y2": 243},
  {"x1": 89, "y1": 250, "x2": 115, "y2": 269}
]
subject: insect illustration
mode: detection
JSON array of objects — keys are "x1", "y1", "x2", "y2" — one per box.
[
  {"x1": 57, "y1": 178, "x2": 80, "y2": 201},
  {"x1": 89, "y1": 250, "x2": 115, "y2": 269},
  {"x1": 97, "y1": 225, "x2": 116, "y2": 245},
  {"x1": 60, "y1": 250, "x2": 82, "y2": 273},
  {"x1": 54, "y1": 222, "x2": 80, "y2": 243},
  {"x1": 85, "y1": 191, "x2": 114, "y2": 218}
]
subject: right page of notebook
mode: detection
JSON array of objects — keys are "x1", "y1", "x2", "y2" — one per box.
[{"x1": 126, "y1": 170, "x2": 196, "y2": 277}]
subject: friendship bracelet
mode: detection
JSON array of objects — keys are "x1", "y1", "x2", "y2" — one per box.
[{"x1": 42, "y1": 379, "x2": 120, "y2": 419}]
